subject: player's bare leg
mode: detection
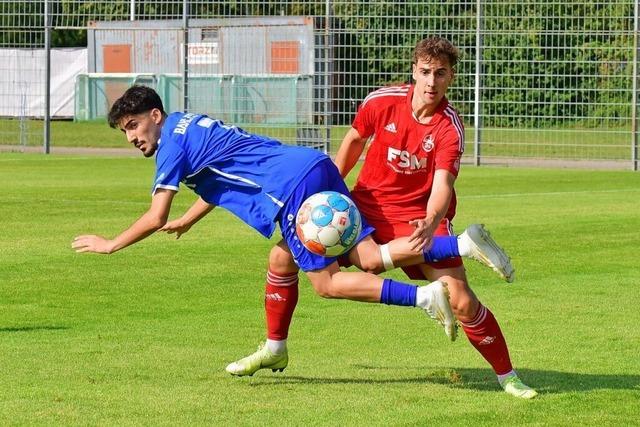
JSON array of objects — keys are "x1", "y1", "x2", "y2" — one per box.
[
  {"x1": 346, "y1": 227, "x2": 514, "y2": 283},
  {"x1": 306, "y1": 262, "x2": 457, "y2": 341},
  {"x1": 227, "y1": 260, "x2": 457, "y2": 377},
  {"x1": 227, "y1": 225, "x2": 514, "y2": 376},
  {"x1": 418, "y1": 264, "x2": 537, "y2": 398},
  {"x1": 345, "y1": 235, "x2": 423, "y2": 274}
]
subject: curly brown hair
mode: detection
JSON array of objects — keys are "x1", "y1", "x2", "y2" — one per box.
[
  {"x1": 107, "y1": 85, "x2": 166, "y2": 128},
  {"x1": 412, "y1": 36, "x2": 459, "y2": 68}
]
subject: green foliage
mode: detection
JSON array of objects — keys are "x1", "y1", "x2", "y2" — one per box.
[
  {"x1": 0, "y1": 1, "x2": 43, "y2": 46},
  {"x1": 479, "y1": 2, "x2": 634, "y2": 128},
  {"x1": 0, "y1": 1, "x2": 635, "y2": 128},
  {"x1": 332, "y1": 1, "x2": 477, "y2": 122}
]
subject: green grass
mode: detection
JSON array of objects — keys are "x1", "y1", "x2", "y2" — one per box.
[
  {"x1": 1, "y1": 153, "x2": 639, "y2": 425},
  {"x1": 1, "y1": 118, "x2": 635, "y2": 161},
  {"x1": 0, "y1": 119, "x2": 124, "y2": 148}
]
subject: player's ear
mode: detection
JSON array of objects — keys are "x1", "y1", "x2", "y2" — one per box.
[{"x1": 150, "y1": 108, "x2": 163, "y2": 124}]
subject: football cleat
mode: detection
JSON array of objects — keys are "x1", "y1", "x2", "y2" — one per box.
[
  {"x1": 460, "y1": 224, "x2": 515, "y2": 283},
  {"x1": 421, "y1": 280, "x2": 458, "y2": 341},
  {"x1": 225, "y1": 343, "x2": 288, "y2": 376},
  {"x1": 500, "y1": 374, "x2": 538, "y2": 399}
]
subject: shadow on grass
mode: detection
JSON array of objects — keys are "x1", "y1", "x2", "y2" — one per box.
[
  {"x1": 244, "y1": 366, "x2": 640, "y2": 394},
  {"x1": 0, "y1": 326, "x2": 69, "y2": 333}
]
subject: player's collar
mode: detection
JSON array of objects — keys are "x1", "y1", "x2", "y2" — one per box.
[{"x1": 407, "y1": 88, "x2": 449, "y2": 124}]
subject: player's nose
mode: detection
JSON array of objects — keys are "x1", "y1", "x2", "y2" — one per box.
[{"x1": 425, "y1": 74, "x2": 436, "y2": 87}]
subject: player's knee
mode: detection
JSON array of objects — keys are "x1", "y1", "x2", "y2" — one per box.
[
  {"x1": 351, "y1": 248, "x2": 385, "y2": 274},
  {"x1": 452, "y1": 299, "x2": 477, "y2": 319},
  {"x1": 268, "y1": 245, "x2": 297, "y2": 273},
  {"x1": 448, "y1": 285, "x2": 479, "y2": 319},
  {"x1": 357, "y1": 257, "x2": 383, "y2": 274},
  {"x1": 310, "y1": 280, "x2": 339, "y2": 299},
  {"x1": 349, "y1": 238, "x2": 385, "y2": 274}
]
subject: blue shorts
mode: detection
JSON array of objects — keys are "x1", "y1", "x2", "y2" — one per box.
[{"x1": 277, "y1": 158, "x2": 375, "y2": 272}]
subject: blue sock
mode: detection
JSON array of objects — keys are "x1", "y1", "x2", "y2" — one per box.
[
  {"x1": 379, "y1": 278, "x2": 417, "y2": 307},
  {"x1": 423, "y1": 236, "x2": 460, "y2": 263}
]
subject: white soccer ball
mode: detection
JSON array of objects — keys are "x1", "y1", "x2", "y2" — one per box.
[{"x1": 295, "y1": 191, "x2": 362, "y2": 257}]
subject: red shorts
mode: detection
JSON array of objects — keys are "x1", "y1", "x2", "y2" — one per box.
[{"x1": 340, "y1": 218, "x2": 463, "y2": 280}]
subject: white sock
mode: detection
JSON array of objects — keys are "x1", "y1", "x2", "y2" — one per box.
[
  {"x1": 266, "y1": 338, "x2": 287, "y2": 355},
  {"x1": 457, "y1": 234, "x2": 472, "y2": 257},
  {"x1": 497, "y1": 370, "x2": 516, "y2": 385},
  {"x1": 415, "y1": 286, "x2": 430, "y2": 309}
]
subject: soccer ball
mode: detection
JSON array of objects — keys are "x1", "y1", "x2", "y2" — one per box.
[{"x1": 295, "y1": 191, "x2": 362, "y2": 257}]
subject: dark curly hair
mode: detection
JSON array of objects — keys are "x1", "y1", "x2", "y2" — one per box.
[
  {"x1": 413, "y1": 36, "x2": 459, "y2": 68},
  {"x1": 107, "y1": 85, "x2": 166, "y2": 128}
]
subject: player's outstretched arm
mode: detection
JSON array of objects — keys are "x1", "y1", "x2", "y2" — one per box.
[
  {"x1": 334, "y1": 127, "x2": 367, "y2": 178},
  {"x1": 72, "y1": 189, "x2": 175, "y2": 254},
  {"x1": 158, "y1": 196, "x2": 215, "y2": 239}
]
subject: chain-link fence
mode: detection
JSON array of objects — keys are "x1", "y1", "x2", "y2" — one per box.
[{"x1": 1, "y1": 0, "x2": 638, "y2": 169}]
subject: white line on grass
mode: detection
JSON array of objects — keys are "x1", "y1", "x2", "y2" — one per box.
[
  {"x1": 460, "y1": 188, "x2": 640, "y2": 199},
  {"x1": 2, "y1": 196, "x2": 193, "y2": 208},
  {"x1": 0, "y1": 156, "x2": 138, "y2": 162}
]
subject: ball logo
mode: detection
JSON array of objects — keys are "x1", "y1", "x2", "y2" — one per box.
[
  {"x1": 295, "y1": 191, "x2": 362, "y2": 257},
  {"x1": 422, "y1": 134, "x2": 435, "y2": 152}
]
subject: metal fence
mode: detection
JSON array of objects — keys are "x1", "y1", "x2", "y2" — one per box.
[{"x1": 0, "y1": 0, "x2": 638, "y2": 169}]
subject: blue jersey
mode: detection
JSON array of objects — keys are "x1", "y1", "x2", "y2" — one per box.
[{"x1": 153, "y1": 112, "x2": 326, "y2": 238}]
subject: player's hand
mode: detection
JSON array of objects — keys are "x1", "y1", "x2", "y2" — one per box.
[
  {"x1": 158, "y1": 219, "x2": 191, "y2": 239},
  {"x1": 72, "y1": 235, "x2": 114, "y2": 254},
  {"x1": 407, "y1": 218, "x2": 436, "y2": 251}
]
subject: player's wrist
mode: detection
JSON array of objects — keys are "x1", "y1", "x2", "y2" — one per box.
[
  {"x1": 105, "y1": 239, "x2": 118, "y2": 254},
  {"x1": 423, "y1": 213, "x2": 437, "y2": 226}
]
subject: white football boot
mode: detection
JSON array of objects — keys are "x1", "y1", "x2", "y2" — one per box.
[
  {"x1": 459, "y1": 224, "x2": 515, "y2": 283},
  {"x1": 418, "y1": 280, "x2": 458, "y2": 341},
  {"x1": 499, "y1": 374, "x2": 538, "y2": 399},
  {"x1": 226, "y1": 343, "x2": 288, "y2": 376}
]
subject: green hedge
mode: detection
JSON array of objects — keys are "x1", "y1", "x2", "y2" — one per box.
[{"x1": 1, "y1": 1, "x2": 634, "y2": 128}]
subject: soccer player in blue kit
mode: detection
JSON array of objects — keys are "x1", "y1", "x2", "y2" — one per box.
[{"x1": 72, "y1": 86, "x2": 512, "y2": 373}]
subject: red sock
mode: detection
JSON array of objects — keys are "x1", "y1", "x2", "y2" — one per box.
[
  {"x1": 460, "y1": 304, "x2": 513, "y2": 375},
  {"x1": 265, "y1": 270, "x2": 299, "y2": 340}
]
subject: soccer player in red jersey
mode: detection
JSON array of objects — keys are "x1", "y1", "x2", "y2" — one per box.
[
  {"x1": 226, "y1": 37, "x2": 534, "y2": 398},
  {"x1": 332, "y1": 36, "x2": 536, "y2": 398}
]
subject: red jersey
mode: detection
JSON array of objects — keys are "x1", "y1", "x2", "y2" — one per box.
[{"x1": 350, "y1": 84, "x2": 464, "y2": 224}]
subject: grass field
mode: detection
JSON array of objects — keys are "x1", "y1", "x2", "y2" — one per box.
[
  {"x1": 1, "y1": 118, "x2": 634, "y2": 161},
  {"x1": 1, "y1": 153, "x2": 639, "y2": 425}
]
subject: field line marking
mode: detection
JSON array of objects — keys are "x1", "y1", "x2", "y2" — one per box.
[
  {"x1": 0, "y1": 156, "x2": 139, "y2": 162},
  {"x1": 460, "y1": 188, "x2": 640, "y2": 199},
  {"x1": 1, "y1": 196, "x2": 196, "y2": 208}
]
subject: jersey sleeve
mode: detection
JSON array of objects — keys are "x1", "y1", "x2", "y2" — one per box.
[
  {"x1": 152, "y1": 139, "x2": 187, "y2": 195},
  {"x1": 434, "y1": 125, "x2": 464, "y2": 178},
  {"x1": 351, "y1": 97, "x2": 378, "y2": 139}
]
